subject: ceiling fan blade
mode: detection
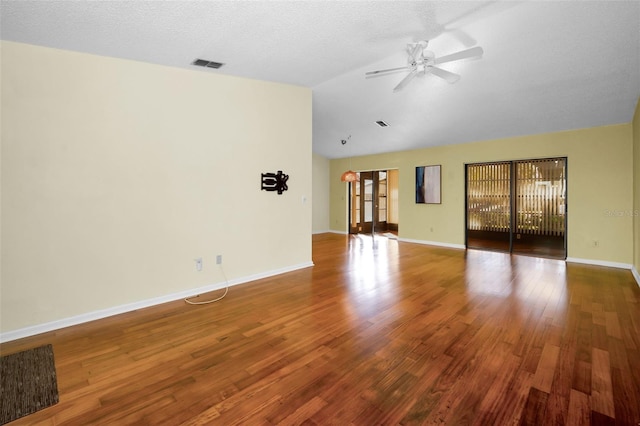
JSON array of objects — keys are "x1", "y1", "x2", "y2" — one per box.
[
  {"x1": 393, "y1": 70, "x2": 417, "y2": 92},
  {"x1": 428, "y1": 66, "x2": 461, "y2": 84},
  {"x1": 366, "y1": 69, "x2": 410, "y2": 80},
  {"x1": 446, "y1": 29, "x2": 476, "y2": 48},
  {"x1": 434, "y1": 46, "x2": 484, "y2": 65},
  {"x1": 365, "y1": 66, "x2": 411, "y2": 76}
]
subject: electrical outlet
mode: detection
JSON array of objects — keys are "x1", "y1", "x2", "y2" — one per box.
[
  {"x1": 216, "y1": 255, "x2": 222, "y2": 265},
  {"x1": 195, "y1": 258, "x2": 203, "y2": 271},
  {"x1": 593, "y1": 240, "x2": 599, "y2": 248}
]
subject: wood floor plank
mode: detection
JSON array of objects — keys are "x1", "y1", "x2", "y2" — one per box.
[
  {"x1": 605, "y1": 311, "x2": 623, "y2": 339},
  {"x1": 1, "y1": 232, "x2": 639, "y2": 425},
  {"x1": 591, "y1": 347, "x2": 616, "y2": 418},
  {"x1": 472, "y1": 350, "x2": 526, "y2": 425},
  {"x1": 611, "y1": 365, "x2": 640, "y2": 424},
  {"x1": 543, "y1": 322, "x2": 578, "y2": 426},
  {"x1": 591, "y1": 410, "x2": 616, "y2": 425},
  {"x1": 520, "y1": 387, "x2": 550, "y2": 426},
  {"x1": 566, "y1": 389, "x2": 590, "y2": 426},
  {"x1": 532, "y1": 343, "x2": 560, "y2": 393}
]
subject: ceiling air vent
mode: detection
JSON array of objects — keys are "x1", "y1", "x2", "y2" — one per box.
[
  {"x1": 192, "y1": 58, "x2": 224, "y2": 69},
  {"x1": 375, "y1": 120, "x2": 389, "y2": 127}
]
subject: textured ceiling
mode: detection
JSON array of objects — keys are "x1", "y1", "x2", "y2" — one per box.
[{"x1": 1, "y1": 1, "x2": 639, "y2": 159}]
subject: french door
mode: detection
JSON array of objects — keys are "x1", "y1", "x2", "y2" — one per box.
[
  {"x1": 349, "y1": 171, "x2": 388, "y2": 234},
  {"x1": 466, "y1": 158, "x2": 567, "y2": 259}
]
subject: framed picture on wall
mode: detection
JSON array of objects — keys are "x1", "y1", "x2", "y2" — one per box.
[{"x1": 416, "y1": 165, "x2": 441, "y2": 204}]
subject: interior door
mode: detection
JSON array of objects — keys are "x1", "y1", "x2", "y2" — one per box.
[
  {"x1": 376, "y1": 171, "x2": 388, "y2": 232},
  {"x1": 361, "y1": 172, "x2": 374, "y2": 233},
  {"x1": 349, "y1": 171, "x2": 388, "y2": 234}
]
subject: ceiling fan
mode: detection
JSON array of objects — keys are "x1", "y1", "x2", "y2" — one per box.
[{"x1": 366, "y1": 40, "x2": 484, "y2": 92}]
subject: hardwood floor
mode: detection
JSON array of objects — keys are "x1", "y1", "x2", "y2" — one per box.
[{"x1": 2, "y1": 233, "x2": 639, "y2": 425}]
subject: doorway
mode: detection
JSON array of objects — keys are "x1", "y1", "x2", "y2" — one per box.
[
  {"x1": 349, "y1": 170, "x2": 398, "y2": 235},
  {"x1": 465, "y1": 157, "x2": 567, "y2": 259}
]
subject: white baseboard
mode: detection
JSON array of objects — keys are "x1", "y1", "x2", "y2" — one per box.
[
  {"x1": 565, "y1": 257, "x2": 633, "y2": 270},
  {"x1": 327, "y1": 229, "x2": 348, "y2": 235},
  {"x1": 398, "y1": 238, "x2": 466, "y2": 250},
  {"x1": 312, "y1": 230, "x2": 331, "y2": 235},
  {"x1": 632, "y1": 266, "x2": 640, "y2": 287},
  {"x1": 0, "y1": 261, "x2": 314, "y2": 343}
]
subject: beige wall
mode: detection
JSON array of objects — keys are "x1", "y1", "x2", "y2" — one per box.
[
  {"x1": 312, "y1": 153, "x2": 330, "y2": 233},
  {"x1": 331, "y1": 124, "x2": 634, "y2": 264},
  {"x1": 387, "y1": 169, "x2": 399, "y2": 224},
  {"x1": 1, "y1": 41, "x2": 312, "y2": 334},
  {"x1": 634, "y1": 98, "x2": 640, "y2": 273},
  {"x1": 0, "y1": 45, "x2": 3, "y2": 309}
]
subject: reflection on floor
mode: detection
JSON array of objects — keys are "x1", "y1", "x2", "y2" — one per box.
[{"x1": 467, "y1": 234, "x2": 566, "y2": 260}]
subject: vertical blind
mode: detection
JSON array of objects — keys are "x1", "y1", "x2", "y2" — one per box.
[
  {"x1": 467, "y1": 162, "x2": 511, "y2": 232},
  {"x1": 515, "y1": 158, "x2": 566, "y2": 236},
  {"x1": 467, "y1": 158, "x2": 566, "y2": 237}
]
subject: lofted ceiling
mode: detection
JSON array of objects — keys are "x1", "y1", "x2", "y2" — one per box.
[{"x1": 1, "y1": 1, "x2": 639, "y2": 159}]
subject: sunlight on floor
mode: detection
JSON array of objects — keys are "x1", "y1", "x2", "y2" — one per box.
[{"x1": 344, "y1": 234, "x2": 401, "y2": 316}]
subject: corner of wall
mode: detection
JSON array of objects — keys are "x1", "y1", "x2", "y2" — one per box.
[
  {"x1": 633, "y1": 96, "x2": 640, "y2": 276},
  {"x1": 312, "y1": 153, "x2": 331, "y2": 233}
]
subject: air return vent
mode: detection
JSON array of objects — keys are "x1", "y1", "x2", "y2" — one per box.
[
  {"x1": 375, "y1": 120, "x2": 389, "y2": 127},
  {"x1": 192, "y1": 58, "x2": 224, "y2": 69}
]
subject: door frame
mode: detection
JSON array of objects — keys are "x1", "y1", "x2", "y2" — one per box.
[
  {"x1": 348, "y1": 170, "x2": 389, "y2": 235},
  {"x1": 464, "y1": 157, "x2": 568, "y2": 259}
]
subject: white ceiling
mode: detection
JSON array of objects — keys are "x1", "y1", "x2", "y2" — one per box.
[{"x1": 1, "y1": 1, "x2": 639, "y2": 159}]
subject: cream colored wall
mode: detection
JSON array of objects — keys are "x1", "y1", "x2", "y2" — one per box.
[
  {"x1": 633, "y1": 98, "x2": 640, "y2": 273},
  {"x1": 387, "y1": 169, "x2": 399, "y2": 224},
  {"x1": 331, "y1": 124, "x2": 634, "y2": 264},
  {"x1": 0, "y1": 44, "x2": 3, "y2": 312},
  {"x1": 312, "y1": 153, "x2": 330, "y2": 233},
  {"x1": 1, "y1": 41, "x2": 312, "y2": 334}
]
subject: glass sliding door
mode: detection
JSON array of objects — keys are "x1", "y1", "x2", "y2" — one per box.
[
  {"x1": 466, "y1": 162, "x2": 512, "y2": 252},
  {"x1": 512, "y1": 158, "x2": 566, "y2": 258},
  {"x1": 465, "y1": 158, "x2": 567, "y2": 259}
]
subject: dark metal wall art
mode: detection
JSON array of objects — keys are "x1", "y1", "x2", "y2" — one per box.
[{"x1": 261, "y1": 170, "x2": 289, "y2": 195}]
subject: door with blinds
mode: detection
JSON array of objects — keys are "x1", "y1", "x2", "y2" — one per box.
[
  {"x1": 466, "y1": 162, "x2": 512, "y2": 252},
  {"x1": 465, "y1": 158, "x2": 567, "y2": 259}
]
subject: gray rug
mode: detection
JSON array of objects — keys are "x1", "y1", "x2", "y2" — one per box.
[{"x1": 0, "y1": 344, "x2": 59, "y2": 425}]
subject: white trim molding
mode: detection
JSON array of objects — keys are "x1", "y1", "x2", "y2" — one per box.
[
  {"x1": 398, "y1": 238, "x2": 466, "y2": 250},
  {"x1": 565, "y1": 257, "x2": 633, "y2": 270},
  {"x1": 632, "y1": 266, "x2": 640, "y2": 288},
  {"x1": 0, "y1": 261, "x2": 314, "y2": 343}
]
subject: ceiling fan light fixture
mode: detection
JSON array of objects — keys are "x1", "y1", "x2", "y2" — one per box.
[{"x1": 366, "y1": 40, "x2": 483, "y2": 92}]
